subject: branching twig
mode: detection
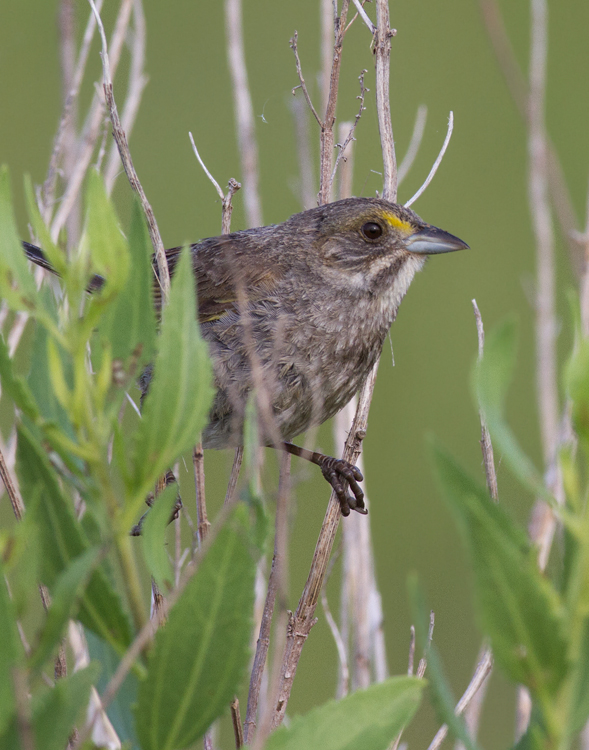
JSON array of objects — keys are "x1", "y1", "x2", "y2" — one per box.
[
  {"x1": 404, "y1": 111, "x2": 454, "y2": 208},
  {"x1": 328, "y1": 70, "x2": 368, "y2": 194},
  {"x1": 87, "y1": 0, "x2": 169, "y2": 302},
  {"x1": 291, "y1": 32, "x2": 322, "y2": 127}
]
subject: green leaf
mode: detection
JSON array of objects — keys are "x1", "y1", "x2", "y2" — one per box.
[
  {"x1": 16, "y1": 425, "x2": 134, "y2": 652},
  {"x1": 473, "y1": 319, "x2": 549, "y2": 500},
  {"x1": 0, "y1": 557, "x2": 25, "y2": 735},
  {"x1": 135, "y1": 504, "x2": 256, "y2": 750},
  {"x1": 407, "y1": 575, "x2": 480, "y2": 750},
  {"x1": 84, "y1": 169, "x2": 129, "y2": 293},
  {"x1": 565, "y1": 337, "x2": 589, "y2": 445},
  {"x1": 0, "y1": 165, "x2": 38, "y2": 310},
  {"x1": 430, "y1": 440, "x2": 568, "y2": 694},
  {"x1": 98, "y1": 199, "x2": 156, "y2": 366},
  {"x1": 1, "y1": 663, "x2": 101, "y2": 750},
  {"x1": 0, "y1": 332, "x2": 41, "y2": 422},
  {"x1": 568, "y1": 617, "x2": 589, "y2": 733},
  {"x1": 30, "y1": 547, "x2": 101, "y2": 671},
  {"x1": 264, "y1": 676, "x2": 423, "y2": 750},
  {"x1": 24, "y1": 174, "x2": 67, "y2": 278},
  {"x1": 131, "y1": 246, "x2": 213, "y2": 507},
  {"x1": 141, "y1": 484, "x2": 178, "y2": 590},
  {"x1": 86, "y1": 629, "x2": 140, "y2": 749}
]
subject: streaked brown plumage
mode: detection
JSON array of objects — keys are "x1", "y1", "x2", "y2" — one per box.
[{"x1": 24, "y1": 196, "x2": 468, "y2": 515}]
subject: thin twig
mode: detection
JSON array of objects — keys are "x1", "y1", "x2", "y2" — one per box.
[
  {"x1": 248, "y1": 454, "x2": 291, "y2": 747},
  {"x1": 328, "y1": 70, "x2": 368, "y2": 195},
  {"x1": 427, "y1": 647, "x2": 493, "y2": 750},
  {"x1": 87, "y1": 0, "x2": 169, "y2": 302},
  {"x1": 41, "y1": 0, "x2": 104, "y2": 220},
  {"x1": 1, "y1": 443, "x2": 25, "y2": 520},
  {"x1": 351, "y1": 0, "x2": 376, "y2": 33},
  {"x1": 472, "y1": 300, "x2": 498, "y2": 502},
  {"x1": 225, "y1": 448, "x2": 244, "y2": 506},
  {"x1": 104, "y1": 0, "x2": 148, "y2": 195},
  {"x1": 318, "y1": 1, "x2": 351, "y2": 205},
  {"x1": 50, "y1": 0, "x2": 134, "y2": 242},
  {"x1": 225, "y1": 0, "x2": 262, "y2": 228},
  {"x1": 478, "y1": 0, "x2": 582, "y2": 276},
  {"x1": 231, "y1": 698, "x2": 244, "y2": 749},
  {"x1": 290, "y1": 31, "x2": 323, "y2": 127},
  {"x1": 398, "y1": 105, "x2": 428, "y2": 186},
  {"x1": 193, "y1": 441, "x2": 209, "y2": 545},
  {"x1": 404, "y1": 112, "x2": 454, "y2": 208}
]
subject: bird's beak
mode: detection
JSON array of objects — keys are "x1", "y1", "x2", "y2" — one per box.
[{"x1": 405, "y1": 225, "x2": 469, "y2": 255}]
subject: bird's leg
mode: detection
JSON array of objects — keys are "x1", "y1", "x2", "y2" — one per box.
[{"x1": 280, "y1": 442, "x2": 367, "y2": 517}]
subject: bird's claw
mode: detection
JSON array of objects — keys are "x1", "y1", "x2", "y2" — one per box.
[{"x1": 320, "y1": 456, "x2": 367, "y2": 516}]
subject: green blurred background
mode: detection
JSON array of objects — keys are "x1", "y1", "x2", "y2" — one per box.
[{"x1": 1, "y1": 0, "x2": 588, "y2": 746}]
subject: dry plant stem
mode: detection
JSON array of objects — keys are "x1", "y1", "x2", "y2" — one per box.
[
  {"x1": 351, "y1": 0, "x2": 376, "y2": 33},
  {"x1": 321, "y1": 584, "x2": 350, "y2": 697},
  {"x1": 88, "y1": 0, "x2": 170, "y2": 302},
  {"x1": 41, "y1": 0, "x2": 104, "y2": 219},
  {"x1": 404, "y1": 112, "x2": 454, "y2": 208},
  {"x1": 454, "y1": 645, "x2": 494, "y2": 750},
  {"x1": 51, "y1": 0, "x2": 134, "y2": 241},
  {"x1": 318, "y1": 1, "x2": 350, "y2": 205},
  {"x1": 397, "y1": 105, "x2": 428, "y2": 186},
  {"x1": 427, "y1": 647, "x2": 494, "y2": 750},
  {"x1": 581, "y1": 176, "x2": 589, "y2": 337},
  {"x1": 290, "y1": 95, "x2": 316, "y2": 209},
  {"x1": 374, "y1": 0, "x2": 396, "y2": 202},
  {"x1": 225, "y1": 447, "x2": 244, "y2": 505},
  {"x1": 59, "y1": 0, "x2": 82, "y2": 250},
  {"x1": 320, "y1": 0, "x2": 334, "y2": 114},
  {"x1": 291, "y1": 32, "x2": 322, "y2": 127},
  {"x1": 270, "y1": 362, "x2": 379, "y2": 729},
  {"x1": 193, "y1": 441, "x2": 210, "y2": 545},
  {"x1": 231, "y1": 698, "x2": 244, "y2": 749},
  {"x1": 104, "y1": 0, "x2": 148, "y2": 195},
  {"x1": 478, "y1": 0, "x2": 582, "y2": 275},
  {"x1": 249, "y1": 454, "x2": 291, "y2": 748},
  {"x1": 225, "y1": 0, "x2": 262, "y2": 228},
  {"x1": 472, "y1": 300, "x2": 498, "y2": 501},
  {"x1": 328, "y1": 71, "x2": 367, "y2": 192},
  {"x1": 0, "y1": 444, "x2": 25, "y2": 520}
]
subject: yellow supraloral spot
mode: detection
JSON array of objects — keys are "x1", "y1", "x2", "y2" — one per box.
[{"x1": 381, "y1": 212, "x2": 413, "y2": 235}]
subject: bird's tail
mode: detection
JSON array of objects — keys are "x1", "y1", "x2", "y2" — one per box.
[{"x1": 22, "y1": 241, "x2": 105, "y2": 291}]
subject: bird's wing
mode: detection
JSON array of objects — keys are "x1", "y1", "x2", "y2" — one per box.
[{"x1": 153, "y1": 232, "x2": 285, "y2": 324}]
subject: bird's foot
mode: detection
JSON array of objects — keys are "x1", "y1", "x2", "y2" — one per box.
[{"x1": 319, "y1": 456, "x2": 366, "y2": 517}]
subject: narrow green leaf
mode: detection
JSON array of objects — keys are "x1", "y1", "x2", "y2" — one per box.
[
  {"x1": 568, "y1": 617, "x2": 589, "y2": 733},
  {"x1": 473, "y1": 319, "x2": 549, "y2": 500},
  {"x1": 132, "y1": 246, "x2": 213, "y2": 500},
  {"x1": 141, "y1": 484, "x2": 178, "y2": 590},
  {"x1": 408, "y1": 575, "x2": 481, "y2": 750},
  {"x1": 135, "y1": 504, "x2": 256, "y2": 750},
  {"x1": 264, "y1": 676, "x2": 423, "y2": 750},
  {"x1": 24, "y1": 174, "x2": 67, "y2": 277},
  {"x1": 0, "y1": 332, "x2": 41, "y2": 421},
  {"x1": 430, "y1": 440, "x2": 568, "y2": 694},
  {"x1": 0, "y1": 165, "x2": 38, "y2": 309},
  {"x1": 86, "y1": 629, "x2": 140, "y2": 749},
  {"x1": 98, "y1": 199, "x2": 156, "y2": 365},
  {"x1": 16, "y1": 425, "x2": 134, "y2": 652},
  {"x1": 565, "y1": 338, "x2": 589, "y2": 445},
  {"x1": 84, "y1": 169, "x2": 129, "y2": 293},
  {"x1": 0, "y1": 557, "x2": 25, "y2": 735},
  {"x1": 30, "y1": 547, "x2": 101, "y2": 671}
]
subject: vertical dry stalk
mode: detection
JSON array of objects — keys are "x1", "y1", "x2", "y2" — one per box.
[
  {"x1": 374, "y1": 0, "x2": 396, "y2": 201},
  {"x1": 225, "y1": 0, "x2": 263, "y2": 228},
  {"x1": 336, "y1": 126, "x2": 388, "y2": 693},
  {"x1": 318, "y1": 0, "x2": 350, "y2": 205},
  {"x1": 248, "y1": 454, "x2": 291, "y2": 747},
  {"x1": 270, "y1": 362, "x2": 379, "y2": 729}
]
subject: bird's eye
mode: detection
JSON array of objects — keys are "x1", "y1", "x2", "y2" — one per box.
[{"x1": 361, "y1": 222, "x2": 383, "y2": 240}]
